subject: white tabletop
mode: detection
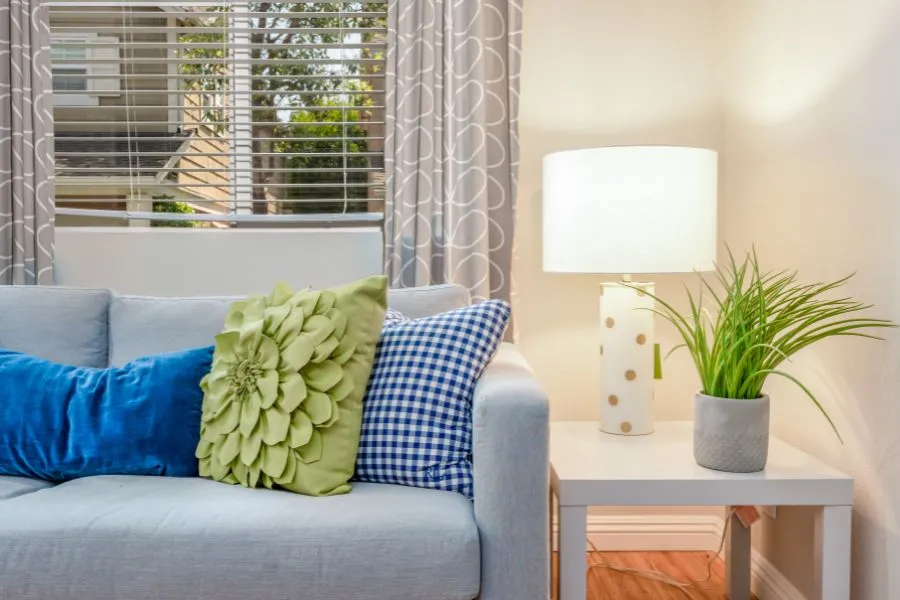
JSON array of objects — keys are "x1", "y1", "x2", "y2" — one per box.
[{"x1": 550, "y1": 421, "x2": 853, "y2": 507}]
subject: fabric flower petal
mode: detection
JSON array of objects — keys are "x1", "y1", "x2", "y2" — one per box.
[
  {"x1": 310, "y1": 336, "x2": 339, "y2": 364},
  {"x1": 275, "y1": 311, "x2": 305, "y2": 347},
  {"x1": 264, "y1": 302, "x2": 291, "y2": 333},
  {"x1": 261, "y1": 407, "x2": 291, "y2": 446},
  {"x1": 320, "y1": 397, "x2": 341, "y2": 429},
  {"x1": 240, "y1": 429, "x2": 263, "y2": 467},
  {"x1": 232, "y1": 460, "x2": 249, "y2": 487},
  {"x1": 218, "y1": 429, "x2": 242, "y2": 466},
  {"x1": 331, "y1": 336, "x2": 356, "y2": 365},
  {"x1": 304, "y1": 390, "x2": 333, "y2": 425},
  {"x1": 294, "y1": 291, "x2": 320, "y2": 315},
  {"x1": 214, "y1": 330, "x2": 241, "y2": 362},
  {"x1": 195, "y1": 439, "x2": 213, "y2": 460},
  {"x1": 326, "y1": 308, "x2": 348, "y2": 340},
  {"x1": 281, "y1": 335, "x2": 315, "y2": 370},
  {"x1": 206, "y1": 401, "x2": 240, "y2": 436},
  {"x1": 302, "y1": 314, "x2": 335, "y2": 346},
  {"x1": 239, "y1": 318, "x2": 264, "y2": 349},
  {"x1": 303, "y1": 360, "x2": 343, "y2": 392},
  {"x1": 257, "y1": 336, "x2": 279, "y2": 371},
  {"x1": 297, "y1": 429, "x2": 323, "y2": 464},
  {"x1": 242, "y1": 297, "x2": 266, "y2": 323},
  {"x1": 209, "y1": 454, "x2": 230, "y2": 481},
  {"x1": 315, "y1": 290, "x2": 337, "y2": 313},
  {"x1": 240, "y1": 397, "x2": 261, "y2": 438},
  {"x1": 268, "y1": 281, "x2": 294, "y2": 306},
  {"x1": 275, "y1": 451, "x2": 298, "y2": 485},
  {"x1": 256, "y1": 370, "x2": 279, "y2": 405},
  {"x1": 289, "y1": 411, "x2": 313, "y2": 448},
  {"x1": 224, "y1": 301, "x2": 248, "y2": 331},
  {"x1": 328, "y1": 374, "x2": 355, "y2": 404},
  {"x1": 277, "y1": 373, "x2": 307, "y2": 413},
  {"x1": 262, "y1": 443, "x2": 289, "y2": 479},
  {"x1": 248, "y1": 464, "x2": 261, "y2": 488}
]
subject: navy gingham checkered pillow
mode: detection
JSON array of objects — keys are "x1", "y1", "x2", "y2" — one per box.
[{"x1": 355, "y1": 300, "x2": 511, "y2": 498}]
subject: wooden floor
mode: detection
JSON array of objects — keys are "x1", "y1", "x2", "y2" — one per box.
[{"x1": 552, "y1": 551, "x2": 758, "y2": 600}]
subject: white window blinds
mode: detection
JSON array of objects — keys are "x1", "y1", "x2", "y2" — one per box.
[{"x1": 48, "y1": 1, "x2": 387, "y2": 227}]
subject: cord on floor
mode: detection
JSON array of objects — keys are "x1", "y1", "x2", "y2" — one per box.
[{"x1": 586, "y1": 507, "x2": 736, "y2": 598}]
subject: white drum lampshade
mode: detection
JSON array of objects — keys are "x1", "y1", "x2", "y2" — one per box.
[{"x1": 542, "y1": 146, "x2": 718, "y2": 435}]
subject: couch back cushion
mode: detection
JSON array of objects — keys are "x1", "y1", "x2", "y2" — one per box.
[
  {"x1": 386, "y1": 284, "x2": 470, "y2": 318},
  {"x1": 109, "y1": 283, "x2": 471, "y2": 366},
  {"x1": 0, "y1": 286, "x2": 110, "y2": 367},
  {"x1": 109, "y1": 295, "x2": 237, "y2": 367}
]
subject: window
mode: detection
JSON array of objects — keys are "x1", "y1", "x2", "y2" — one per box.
[
  {"x1": 51, "y1": 40, "x2": 89, "y2": 93},
  {"x1": 51, "y1": 34, "x2": 122, "y2": 105},
  {"x1": 48, "y1": 1, "x2": 388, "y2": 228}
]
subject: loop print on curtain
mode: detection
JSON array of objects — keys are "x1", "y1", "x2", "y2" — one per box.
[
  {"x1": 383, "y1": 0, "x2": 522, "y2": 305},
  {"x1": 0, "y1": 0, "x2": 55, "y2": 285}
]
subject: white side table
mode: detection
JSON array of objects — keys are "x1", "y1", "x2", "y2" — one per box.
[{"x1": 550, "y1": 421, "x2": 853, "y2": 600}]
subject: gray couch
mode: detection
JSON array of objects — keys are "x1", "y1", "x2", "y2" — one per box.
[{"x1": 0, "y1": 284, "x2": 550, "y2": 600}]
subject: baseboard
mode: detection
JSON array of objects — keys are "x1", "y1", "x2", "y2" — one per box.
[
  {"x1": 749, "y1": 551, "x2": 807, "y2": 600},
  {"x1": 551, "y1": 514, "x2": 720, "y2": 552},
  {"x1": 708, "y1": 518, "x2": 807, "y2": 600},
  {"x1": 551, "y1": 513, "x2": 807, "y2": 599}
]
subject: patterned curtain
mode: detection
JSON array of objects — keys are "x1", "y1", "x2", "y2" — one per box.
[
  {"x1": 0, "y1": 0, "x2": 55, "y2": 285},
  {"x1": 383, "y1": 0, "x2": 522, "y2": 303}
]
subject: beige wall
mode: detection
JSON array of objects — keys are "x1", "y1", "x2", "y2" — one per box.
[
  {"x1": 516, "y1": 0, "x2": 723, "y2": 422},
  {"x1": 721, "y1": 2, "x2": 900, "y2": 598},
  {"x1": 518, "y1": 0, "x2": 900, "y2": 598}
]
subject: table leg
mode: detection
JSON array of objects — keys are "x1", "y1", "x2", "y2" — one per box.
[
  {"x1": 550, "y1": 487, "x2": 555, "y2": 600},
  {"x1": 725, "y1": 511, "x2": 751, "y2": 600},
  {"x1": 558, "y1": 504, "x2": 587, "y2": 600},
  {"x1": 814, "y1": 505, "x2": 852, "y2": 600}
]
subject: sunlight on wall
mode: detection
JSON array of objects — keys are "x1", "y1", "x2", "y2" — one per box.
[
  {"x1": 726, "y1": 0, "x2": 900, "y2": 124},
  {"x1": 515, "y1": 0, "x2": 723, "y2": 423}
]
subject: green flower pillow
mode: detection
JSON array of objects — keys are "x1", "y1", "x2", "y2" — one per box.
[{"x1": 196, "y1": 275, "x2": 387, "y2": 496}]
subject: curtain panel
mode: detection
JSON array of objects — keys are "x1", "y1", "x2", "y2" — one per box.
[
  {"x1": 383, "y1": 0, "x2": 522, "y2": 303},
  {"x1": 0, "y1": 0, "x2": 55, "y2": 285}
]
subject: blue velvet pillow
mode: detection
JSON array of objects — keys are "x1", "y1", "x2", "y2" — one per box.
[{"x1": 0, "y1": 346, "x2": 213, "y2": 482}]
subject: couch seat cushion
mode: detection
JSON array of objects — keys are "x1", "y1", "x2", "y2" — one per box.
[
  {"x1": 0, "y1": 475, "x2": 52, "y2": 500},
  {"x1": 0, "y1": 476, "x2": 480, "y2": 600}
]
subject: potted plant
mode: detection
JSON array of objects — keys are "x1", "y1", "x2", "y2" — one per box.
[{"x1": 634, "y1": 249, "x2": 894, "y2": 473}]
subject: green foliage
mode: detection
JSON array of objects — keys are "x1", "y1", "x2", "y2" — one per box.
[
  {"x1": 177, "y1": 3, "x2": 387, "y2": 214},
  {"x1": 152, "y1": 196, "x2": 198, "y2": 228},
  {"x1": 632, "y1": 249, "x2": 896, "y2": 441},
  {"x1": 276, "y1": 103, "x2": 372, "y2": 214}
]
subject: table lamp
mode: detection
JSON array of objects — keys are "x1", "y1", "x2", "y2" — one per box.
[{"x1": 542, "y1": 145, "x2": 718, "y2": 436}]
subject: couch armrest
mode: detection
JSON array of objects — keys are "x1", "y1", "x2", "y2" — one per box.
[{"x1": 473, "y1": 342, "x2": 550, "y2": 600}]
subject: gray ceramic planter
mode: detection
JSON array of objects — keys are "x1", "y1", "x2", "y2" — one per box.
[{"x1": 693, "y1": 393, "x2": 770, "y2": 473}]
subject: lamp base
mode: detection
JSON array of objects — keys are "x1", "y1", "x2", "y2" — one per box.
[{"x1": 599, "y1": 281, "x2": 655, "y2": 436}]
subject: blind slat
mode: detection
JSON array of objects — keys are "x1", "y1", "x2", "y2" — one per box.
[
  {"x1": 60, "y1": 182, "x2": 384, "y2": 189},
  {"x1": 55, "y1": 208, "x2": 385, "y2": 225},
  {"x1": 58, "y1": 166, "x2": 384, "y2": 173},
  {"x1": 58, "y1": 199, "x2": 383, "y2": 205},
  {"x1": 55, "y1": 11, "x2": 388, "y2": 18}
]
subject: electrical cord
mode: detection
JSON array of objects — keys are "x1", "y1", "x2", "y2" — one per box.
[{"x1": 586, "y1": 508, "x2": 736, "y2": 598}]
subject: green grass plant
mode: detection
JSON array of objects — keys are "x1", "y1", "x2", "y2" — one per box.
[{"x1": 630, "y1": 248, "x2": 895, "y2": 441}]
